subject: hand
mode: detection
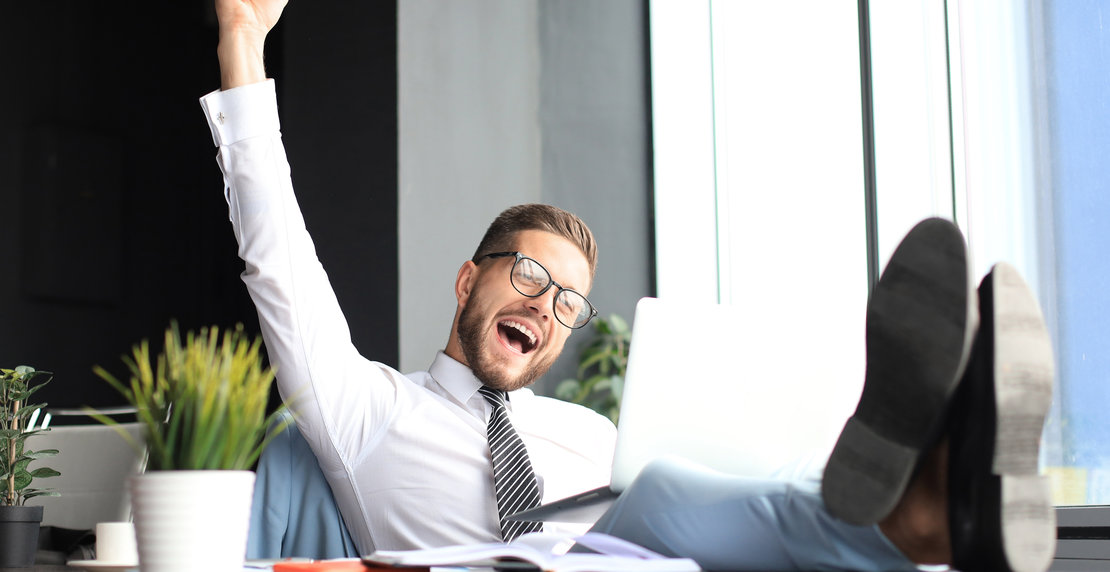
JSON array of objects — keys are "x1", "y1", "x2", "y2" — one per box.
[
  {"x1": 215, "y1": 0, "x2": 288, "y2": 41},
  {"x1": 214, "y1": 0, "x2": 290, "y2": 90}
]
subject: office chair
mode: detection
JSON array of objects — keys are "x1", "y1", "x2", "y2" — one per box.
[{"x1": 247, "y1": 409, "x2": 358, "y2": 560}]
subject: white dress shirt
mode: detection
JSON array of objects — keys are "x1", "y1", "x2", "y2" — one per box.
[{"x1": 198, "y1": 80, "x2": 616, "y2": 554}]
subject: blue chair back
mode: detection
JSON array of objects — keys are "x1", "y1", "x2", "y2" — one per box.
[{"x1": 247, "y1": 410, "x2": 358, "y2": 559}]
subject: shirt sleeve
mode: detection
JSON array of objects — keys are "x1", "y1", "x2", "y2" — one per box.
[{"x1": 198, "y1": 81, "x2": 403, "y2": 474}]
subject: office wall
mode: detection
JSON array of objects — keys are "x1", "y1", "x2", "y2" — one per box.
[
  {"x1": 537, "y1": 1, "x2": 654, "y2": 389},
  {"x1": 398, "y1": 0, "x2": 544, "y2": 374},
  {"x1": 0, "y1": 3, "x2": 397, "y2": 411},
  {"x1": 398, "y1": 0, "x2": 653, "y2": 392}
]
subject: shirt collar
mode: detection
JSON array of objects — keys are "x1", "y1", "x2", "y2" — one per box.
[
  {"x1": 428, "y1": 351, "x2": 484, "y2": 406},
  {"x1": 427, "y1": 351, "x2": 533, "y2": 412}
]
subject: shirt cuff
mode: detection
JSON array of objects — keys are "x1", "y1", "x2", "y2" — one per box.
[{"x1": 198, "y1": 79, "x2": 281, "y2": 147}]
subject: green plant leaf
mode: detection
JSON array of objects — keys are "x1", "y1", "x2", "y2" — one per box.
[
  {"x1": 15, "y1": 403, "x2": 45, "y2": 419},
  {"x1": 19, "y1": 429, "x2": 53, "y2": 440},
  {"x1": 576, "y1": 345, "x2": 609, "y2": 376},
  {"x1": 23, "y1": 382, "x2": 50, "y2": 400},
  {"x1": 28, "y1": 467, "x2": 60, "y2": 479},
  {"x1": 20, "y1": 450, "x2": 58, "y2": 461},
  {"x1": 580, "y1": 372, "x2": 606, "y2": 390},
  {"x1": 7, "y1": 389, "x2": 32, "y2": 402},
  {"x1": 608, "y1": 313, "x2": 629, "y2": 334},
  {"x1": 92, "y1": 322, "x2": 286, "y2": 472},
  {"x1": 554, "y1": 379, "x2": 581, "y2": 401},
  {"x1": 575, "y1": 374, "x2": 607, "y2": 402},
  {"x1": 609, "y1": 374, "x2": 625, "y2": 401},
  {"x1": 21, "y1": 489, "x2": 60, "y2": 500},
  {"x1": 606, "y1": 405, "x2": 620, "y2": 425},
  {"x1": 12, "y1": 472, "x2": 31, "y2": 491}
]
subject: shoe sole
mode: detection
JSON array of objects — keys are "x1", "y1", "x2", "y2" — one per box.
[
  {"x1": 989, "y1": 262, "x2": 1056, "y2": 572},
  {"x1": 822, "y1": 218, "x2": 977, "y2": 525}
]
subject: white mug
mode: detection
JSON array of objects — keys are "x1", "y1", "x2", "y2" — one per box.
[{"x1": 95, "y1": 521, "x2": 138, "y2": 564}]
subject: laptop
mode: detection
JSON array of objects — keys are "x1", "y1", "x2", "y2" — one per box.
[{"x1": 509, "y1": 296, "x2": 860, "y2": 523}]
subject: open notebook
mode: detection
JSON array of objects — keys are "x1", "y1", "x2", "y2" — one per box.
[{"x1": 510, "y1": 296, "x2": 857, "y2": 523}]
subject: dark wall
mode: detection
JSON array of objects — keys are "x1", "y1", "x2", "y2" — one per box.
[
  {"x1": 279, "y1": 2, "x2": 399, "y2": 372},
  {"x1": 0, "y1": 3, "x2": 398, "y2": 414}
]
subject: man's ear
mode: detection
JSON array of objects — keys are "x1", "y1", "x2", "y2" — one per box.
[{"x1": 455, "y1": 260, "x2": 479, "y2": 306}]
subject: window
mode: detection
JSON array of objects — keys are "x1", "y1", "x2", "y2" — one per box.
[{"x1": 651, "y1": 0, "x2": 1110, "y2": 514}]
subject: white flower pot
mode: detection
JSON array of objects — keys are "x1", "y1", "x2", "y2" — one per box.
[{"x1": 130, "y1": 470, "x2": 255, "y2": 572}]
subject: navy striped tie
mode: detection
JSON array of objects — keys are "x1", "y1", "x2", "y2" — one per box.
[{"x1": 478, "y1": 386, "x2": 543, "y2": 541}]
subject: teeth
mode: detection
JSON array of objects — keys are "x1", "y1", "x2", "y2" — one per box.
[{"x1": 503, "y1": 320, "x2": 537, "y2": 347}]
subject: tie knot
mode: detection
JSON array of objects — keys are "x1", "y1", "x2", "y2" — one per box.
[{"x1": 478, "y1": 385, "x2": 508, "y2": 409}]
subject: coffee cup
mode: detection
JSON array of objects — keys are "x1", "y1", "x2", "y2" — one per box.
[{"x1": 95, "y1": 521, "x2": 138, "y2": 564}]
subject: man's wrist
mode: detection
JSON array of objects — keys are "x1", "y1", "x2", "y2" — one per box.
[{"x1": 217, "y1": 33, "x2": 268, "y2": 90}]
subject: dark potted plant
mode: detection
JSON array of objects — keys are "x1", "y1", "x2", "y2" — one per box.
[{"x1": 0, "y1": 365, "x2": 60, "y2": 568}]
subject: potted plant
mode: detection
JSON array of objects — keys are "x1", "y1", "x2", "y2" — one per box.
[
  {"x1": 555, "y1": 314, "x2": 631, "y2": 424},
  {"x1": 0, "y1": 365, "x2": 60, "y2": 568},
  {"x1": 92, "y1": 324, "x2": 288, "y2": 572}
]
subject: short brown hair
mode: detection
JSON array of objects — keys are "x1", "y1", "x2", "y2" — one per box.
[{"x1": 471, "y1": 204, "x2": 598, "y2": 281}]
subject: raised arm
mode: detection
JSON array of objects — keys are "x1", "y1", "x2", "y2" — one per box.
[
  {"x1": 202, "y1": 1, "x2": 419, "y2": 551},
  {"x1": 215, "y1": 0, "x2": 288, "y2": 89}
]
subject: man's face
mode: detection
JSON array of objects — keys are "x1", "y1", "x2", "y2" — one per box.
[{"x1": 456, "y1": 230, "x2": 592, "y2": 392}]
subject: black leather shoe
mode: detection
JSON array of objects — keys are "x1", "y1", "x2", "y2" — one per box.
[
  {"x1": 822, "y1": 217, "x2": 977, "y2": 525},
  {"x1": 948, "y1": 263, "x2": 1056, "y2": 572}
]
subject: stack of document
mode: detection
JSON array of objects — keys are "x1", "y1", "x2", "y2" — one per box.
[{"x1": 362, "y1": 532, "x2": 700, "y2": 571}]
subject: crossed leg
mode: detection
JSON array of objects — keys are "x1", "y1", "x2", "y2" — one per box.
[{"x1": 589, "y1": 219, "x2": 1056, "y2": 572}]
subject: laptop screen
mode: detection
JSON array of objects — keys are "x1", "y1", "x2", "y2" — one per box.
[{"x1": 608, "y1": 297, "x2": 858, "y2": 491}]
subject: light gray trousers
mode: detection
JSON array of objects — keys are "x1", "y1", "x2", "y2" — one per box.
[{"x1": 589, "y1": 457, "x2": 918, "y2": 571}]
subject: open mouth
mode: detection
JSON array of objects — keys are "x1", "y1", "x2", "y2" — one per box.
[{"x1": 498, "y1": 319, "x2": 538, "y2": 354}]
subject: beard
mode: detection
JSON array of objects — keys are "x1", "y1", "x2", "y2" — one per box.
[{"x1": 457, "y1": 293, "x2": 558, "y2": 392}]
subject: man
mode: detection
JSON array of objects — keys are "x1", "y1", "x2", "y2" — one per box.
[
  {"x1": 588, "y1": 219, "x2": 1057, "y2": 572},
  {"x1": 202, "y1": 0, "x2": 615, "y2": 555},
  {"x1": 206, "y1": 2, "x2": 1057, "y2": 570}
]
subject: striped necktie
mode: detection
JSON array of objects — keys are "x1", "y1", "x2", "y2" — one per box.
[{"x1": 478, "y1": 385, "x2": 543, "y2": 541}]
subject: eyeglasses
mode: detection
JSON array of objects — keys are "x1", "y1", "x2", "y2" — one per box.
[{"x1": 478, "y1": 251, "x2": 598, "y2": 329}]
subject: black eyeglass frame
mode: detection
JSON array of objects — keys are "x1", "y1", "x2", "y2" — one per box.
[{"x1": 477, "y1": 251, "x2": 598, "y2": 329}]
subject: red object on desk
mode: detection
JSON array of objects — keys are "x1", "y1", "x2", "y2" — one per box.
[
  {"x1": 271, "y1": 560, "x2": 368, "y2": 572},
  {"x1": 272, "y1": 560, "x2": 429, "y2": 572}
]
